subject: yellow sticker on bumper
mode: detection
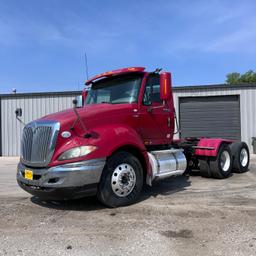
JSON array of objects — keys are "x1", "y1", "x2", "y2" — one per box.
[{"x1": 24, "y1": 169, "x2": 33, "y2": 180}]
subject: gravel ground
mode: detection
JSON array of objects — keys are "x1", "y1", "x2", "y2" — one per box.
[{"x1": 0, "y1": 156, "x2": 256, "y2": 256}]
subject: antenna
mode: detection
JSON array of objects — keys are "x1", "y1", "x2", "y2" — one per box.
[{"x1": 85, "y1": 52, "x2": 89, "y2": 80}]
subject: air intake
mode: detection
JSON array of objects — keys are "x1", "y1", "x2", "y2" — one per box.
[{"x1": 21, "y1": 121, "x2": 60, "y2": 167}]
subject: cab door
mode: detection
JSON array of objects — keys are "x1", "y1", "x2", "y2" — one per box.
[{"x1": 138, "y1": 74, "x2": 172, "y2": 145}]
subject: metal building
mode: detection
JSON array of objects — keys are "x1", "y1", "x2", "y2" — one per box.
[
  {"x1": 1, "y1": 84, "x2": 256, "y2": 156},
  {"x1": 0, "y1": 91, "x2": 79, "y2": 156},
  {"x1": 172, "y1": 84, "x2": 256, "y2": 153}
]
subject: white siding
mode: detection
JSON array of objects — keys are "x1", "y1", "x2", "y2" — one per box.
[{"x1": 1, "y1": 93, "x2": 78, "y2": 156}]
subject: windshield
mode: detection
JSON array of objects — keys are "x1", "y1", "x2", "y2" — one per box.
[{"x1": 85, "y1": 74, "x2": 142, "y2": 104}]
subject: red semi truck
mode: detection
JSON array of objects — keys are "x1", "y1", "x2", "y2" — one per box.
[{"x1": 17, "y1": 67, "x2": 250, "y2": 207}]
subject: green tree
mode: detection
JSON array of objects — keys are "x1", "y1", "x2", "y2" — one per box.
[
  {"x1": 226, "y1": 72, "x2": 241, "y2": 84},
  {"x1": 226, "y1": 70, "x2": 256, "y2": 84}
]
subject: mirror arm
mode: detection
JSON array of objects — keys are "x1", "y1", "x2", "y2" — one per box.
[
  {"x1": 15, "y1": 108, "x2": 26, "y2": 126},
  {"x1": 71, "y1": 107, "x2": 87, "y2": 132},
  {"x1": 15, "y1": 116, "x2": 26, "y2": 126},
  {"x1": 70, "y1": 98, "x2": 87, "y2": 133}
]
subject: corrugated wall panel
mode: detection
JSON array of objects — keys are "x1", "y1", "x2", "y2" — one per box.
[
  {"x1": 1, "y1": 94, "x2": 78, "y2": 156},
  {"x1": 179, "y1": 96, "x2": 241, "y2": 140},
  {"x1": 173, "y1": 87, "x2": 241, "y2": 140},
  {"x1": 1, "y1": 87, "x2": 256, "y2": 156},
  {"x1": 173, "y1": 87, "x2": 256, "y2": 153},
  {"x1": 239, "y1": 89, "x2": 256, "y2": 153}
]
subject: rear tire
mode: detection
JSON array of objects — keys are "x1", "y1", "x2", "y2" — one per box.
[
  {"x1": 97, "y1": 151, "x2": 143, "y2": 208},
  {"x1": 210, "y1": 144, "x2": 232, "y2": 179},
  {"x1": 199, "y1": 159, "x2": 211, "y2": 178},
  {"x1": 230, "y1": 142, "x2": 250, "y2": 173}
]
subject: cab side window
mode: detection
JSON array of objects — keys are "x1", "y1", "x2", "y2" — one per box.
[{"x1": 143, "y1": 75, "x2": 161, "y2": 105}]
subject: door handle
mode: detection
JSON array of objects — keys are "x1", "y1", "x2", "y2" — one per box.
[{"x1": 167, "y1": 117, "x2": 171, "y2": 127}]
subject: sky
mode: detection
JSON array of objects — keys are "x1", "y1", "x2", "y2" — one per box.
[{"x1": 0, "y1": 0, "x2": 256, "y2": 93}]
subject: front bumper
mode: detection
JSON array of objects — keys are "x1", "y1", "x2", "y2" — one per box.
[{"x1": 17, "y1": 158, "x2": 106, "y2": 200}]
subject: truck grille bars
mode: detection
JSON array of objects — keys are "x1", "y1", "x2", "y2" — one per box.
[{"x1": 21, "y1": 121, "x2": 60, "y2": 167}]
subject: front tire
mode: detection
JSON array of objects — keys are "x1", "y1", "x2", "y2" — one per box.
[{"x1": 97, "y1": 151, "x2": 143, "y2": 208}]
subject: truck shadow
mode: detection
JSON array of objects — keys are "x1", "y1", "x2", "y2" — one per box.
[
  {"x1": 30, "y1": 174, "x2": 191, "y2": 211},
  {"x1": 140, "y1": 174, "x2": 191, "y2": 200},
  {"x1": 30, "y1": 195, "x2": 104, "y2": 211}
]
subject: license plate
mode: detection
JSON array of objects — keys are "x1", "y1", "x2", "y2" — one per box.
[{"x1": 24, "y1": 169, "x2": 33, "y2": 180}]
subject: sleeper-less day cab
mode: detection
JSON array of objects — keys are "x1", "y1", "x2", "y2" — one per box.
[{"x1": 17, "y1": 67, "x2": 250, "y2": 207}]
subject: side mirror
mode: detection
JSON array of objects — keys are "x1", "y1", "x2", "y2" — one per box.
[
  {"x1": 73, "y1": 95, "x2": 83, "y2": 108},
  {"x1": 15, "y1": 108, "x2": 22, "y2": 117},
  {"x1": 160, "y1": 72, "x2": 172, "y2": 101}
]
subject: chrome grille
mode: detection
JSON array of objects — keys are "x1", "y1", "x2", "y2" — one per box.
[{"x1": 21, "y1": 121, "x2": 60, "y2": 167}]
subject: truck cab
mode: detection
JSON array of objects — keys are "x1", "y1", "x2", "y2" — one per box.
[{"x1": 17, "y1": 67, "x2": 250, "y2": 207}]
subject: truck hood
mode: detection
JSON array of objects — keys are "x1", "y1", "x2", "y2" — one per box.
[{"x1": 40, "y1": 103, "x2": 136, "y2": 132}]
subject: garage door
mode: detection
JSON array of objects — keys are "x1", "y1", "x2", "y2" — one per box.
[{"x1": 179, "y1": 95, "x2": 241, "y2": 140}]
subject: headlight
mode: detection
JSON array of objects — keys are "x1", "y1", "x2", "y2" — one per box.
[{"x1": 58, "y1": 146, "x2": 97, "y2": 160}]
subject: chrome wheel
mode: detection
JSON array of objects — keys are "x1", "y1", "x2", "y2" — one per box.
[
  {"x1": 220, "y1": 150, "x2": 231, "y2": 172},
  {"x1": 229, "y1": 142, "x2": 250, "y2": 173},
  {"x1": 240, "y1": 148, "x2": 249, "y2": 167},
  {"x1": 111, "y1": 163, "x2": 136, "y2": 197}
]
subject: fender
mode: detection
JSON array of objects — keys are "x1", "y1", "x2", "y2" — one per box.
[
  {"x1": 88, "y1": 124, "x2": 151, "y2": 175},
  {"x1": 195, "y1": 138, "x2": 233, "y2": 157},
  {"x1": 50, "y1": 123, "x2": 151, "y2": 175}
]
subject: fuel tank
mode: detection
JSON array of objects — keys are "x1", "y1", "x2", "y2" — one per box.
[{"x1": 148, "y1": 149, "x2": 187, "y2": 181}]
